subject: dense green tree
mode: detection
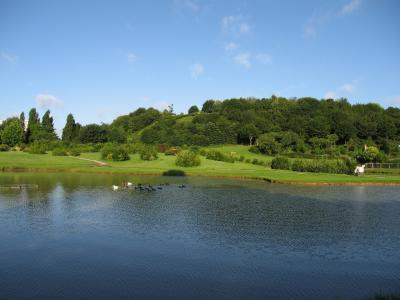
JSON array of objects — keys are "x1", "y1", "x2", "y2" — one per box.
[
  {"x1": 79, "y1": 124, "x2": 108, "y2": 143},
  {"x1": 26, "y1": 108, "x2": 41, "y2": 143},
  {"x1": 40, "y1": 110, "x2": 57, "y2": 141},
  {"x1": 1, "y1": 119, "x2": 24, "y2": 146},
  {"x1": 188, "y1": 105, "x2": 199, "y2": 114},
  {"x1": 62, "y1": 113, "x2": 80, "y2": 142}
]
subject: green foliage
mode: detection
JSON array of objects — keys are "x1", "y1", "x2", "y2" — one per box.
[
  {"x1": 175, "y1": 151, "x2": 201, "y2": 167},
  {"x1": 162, "y1": 169, "x2": 186, "y2": 176},
  {"x1": 101, "y1": 144, "x2": 130, "y2": 161},
  {"x1": 1, "y1": 119, "x2": 24, "y2": 146},
  {"x1": 0, "y1": 144, "x2": 10, "y2": 152},
  {"x1": 52, "y1": 148, "x2": 68, "y2": 156},
  {"x1": 79, "y1": 124, "x2": 108, "y2": 143},
  {"x1": 62, "y1": 114, "x2": 80, "y2": 142},
  {"x1": 164, "y1": 147, "x2": 178, "y2": 155},
  {"x1": 26, "y1": 108, "x2": 41, "y2": 143},
  {"x1": 364, "y1": 146, "x2": 380, "y2": 162},
  {"x1": 139, "y1": 145, "x2": 158, "y2": 161},
  {"x1": 271, "y1": 157, "x2": 290, "y2": 170},
  {"x1": 188, "y1": 105, "x2": 199, "y2": 114},
  {"x1": 291, "y1": 159, "x2": 353, "y2": 174},
  {"x1": 40, "y1": 110, "x2": 58, "y2": 141},
  {"x1": 257, "y1": 133, "x2": 282, "y2": 155},
  {"x1": 26, "y1": 142, "x2": 47, "y2": 154},
  {"x1": 68, "y1": 149, "x2": 81, "y2": 156},
  {"x1": 205, "y1": 150, "x2": 235, "y2": 163}
]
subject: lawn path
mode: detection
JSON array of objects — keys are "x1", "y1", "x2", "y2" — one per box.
[{"x1": 69, "y1": 156, "x2": 108, "y2": 166}]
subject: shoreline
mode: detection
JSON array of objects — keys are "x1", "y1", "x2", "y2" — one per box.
[{"x1": 1, "y1": 166, "x2": 400, "y2": 186}]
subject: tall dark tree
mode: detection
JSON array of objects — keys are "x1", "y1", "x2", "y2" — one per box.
[
  {"x1": 19, "y1": 112, "x2": 25, "y2": 131},
  {"x1": 62, "y1": 113, "x2": 79, "y2": 142},
  {"x1": 41, "y1": 110, "x2": 57, "y2": 141},
  {"x1": 26, "y1": 108, "x2": 41, "y2": 143}
]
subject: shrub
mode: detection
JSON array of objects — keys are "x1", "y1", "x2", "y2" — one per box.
[
  {"x1": 175, "y1": 151, "x2": 201, "y2": 167},
  {"x1": 189, "y1": 145, "x2": 200, "y2": 153},
  {"x1": 291, "y1": 159, "x2": 353, "y2": 174},
  {"x1": 101, "y1": 145, "x2": 130, "y2": 161},
  {"x1": 248, "y1": 146, "x2": 260, "y2": 154},
  {"x1": 139, "y1": 145, "x2": 158, "y2": 161},
  {"x1": 271, "y1": 157, "x2": 290, "y2": 170},
  {"x1": 162, "y1": 169, "x2": 186, "y2": 176},
  {"x1": 239, "y1": 155, "x2": 245, "y2": 162},
  {"x1": 0, "y1": 144, "x2": 10, "y2": 152},
  {"x1": 205, "y1": 150, "x2": 235, "y2": 163},
  {"x1": 26, "y1": 142, "x2": 47, "y2": 154},
  {"x1": 199, "y1": 149, "x2": 207, "y2": 156},
  {"x1": 52, "y1": 148, "x2": 68, "y2": 156},
  {"x1": 68, "y1": 149, "x2": 81, "y2": 156},
  {"x1": 252, "y1": 158, "x2": 258, "y2": 165},
  {"x1": 165, "y1": 147, "x2": 178, "y2": 156},
  {"x1": 245, "y1": 158, "x2": 251, "y2": 163}
]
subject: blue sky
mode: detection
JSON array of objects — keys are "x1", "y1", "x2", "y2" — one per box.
[{"x1": 1, "y1": 0, "x2": 399, "y2": 133}]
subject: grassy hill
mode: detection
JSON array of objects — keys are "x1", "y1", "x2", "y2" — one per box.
[{"x1": 1, "y1": 149, "x2": 400, "y2": 185}]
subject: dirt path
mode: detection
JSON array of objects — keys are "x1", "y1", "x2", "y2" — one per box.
[{"x1": 69, "y1": 156, "x2": 109, "y2": 166}]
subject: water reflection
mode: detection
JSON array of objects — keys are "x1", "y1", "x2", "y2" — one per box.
[{"x1": 0, "y1": 173, "x2": 399, "y2": 299}]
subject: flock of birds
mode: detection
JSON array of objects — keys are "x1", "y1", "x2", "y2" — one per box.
[{"x1": 112, "y1": 182, "x2": 187, "y2": 192}]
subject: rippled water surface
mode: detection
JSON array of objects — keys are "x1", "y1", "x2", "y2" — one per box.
[{"x1": 0, "y1": 173, "x2": 399, "y2": 299}]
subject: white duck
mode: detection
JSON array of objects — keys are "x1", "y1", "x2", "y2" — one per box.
[
  {"x1": 127, "y1": 182, "x2": 133, "y2": 187},
  {"x1": 112, "y1": 185, "x2": 119, "y2": 191}
]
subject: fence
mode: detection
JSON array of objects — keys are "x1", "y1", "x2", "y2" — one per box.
[{"x1": 365, "y1": 163, "x2": 400, "y2": 169}]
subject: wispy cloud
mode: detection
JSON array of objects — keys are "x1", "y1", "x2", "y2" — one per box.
[
  {"x1": 234, "y1": 53, "x2": 251, "y2": 68},
  {"x1": 324, "y1": 81, "x2": 357, "y2": 99},
  {"x1": 173, "y1": 0, "x2": 200, "y2": 13},
  {"x1": 153, "y1": 101, "x2": 170, "y2": 112},
  {"x1": 342, "y1": 0, "x2": 362, "y2": 15},
  {"x1": 222, "y1": 16, "x2": 250, "y2": 35},
  {"x1": 255, "y1": 53, "x2": 272, "y2": 65},
  {"x1": 127, "y1": 53, "x2": 137, "y2": 63},
  {"x1": 225, "y1": 42, "x2": 237, "y2": 52},
  {"x1": 340, "y1": 83, "x2": 356, "y2": 94},
  {"x1": 36, "y1": 94, "x2": 63, "y2": 109},
  {"x1": 386, "y1": 96, "x2": 400, "y2": 107},
  {"x1": 191, "y1": 63, "x2": 204, "y2": 79},
  {"x1": 303, "y1": 12, "x2": 331, "y2": 38},
  {"x1": 324, "y1": 91, "x2": 336, "y2": 99},
  {"x1": 1, "y1": 52, "x2": 18, "y2": 65}
]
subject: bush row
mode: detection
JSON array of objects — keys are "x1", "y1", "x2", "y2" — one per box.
[{"x1": 271, "y1": 156, "x2": 355, "y2": 174}]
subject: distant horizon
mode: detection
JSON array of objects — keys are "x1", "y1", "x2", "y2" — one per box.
[{"x1": 1, "y1": 0, "x2": 399, "y2": 133}]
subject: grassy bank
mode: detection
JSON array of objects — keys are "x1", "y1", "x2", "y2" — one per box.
[{"x1": 1, "y1": 151, "x2": 400, "y2": 185}]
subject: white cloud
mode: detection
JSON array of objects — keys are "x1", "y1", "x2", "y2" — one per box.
[
  {"x1": 191, "y1": 63, "x2": 204, "y2": 79},
  {"x1": 234, "y1": 53, "x2": 251, "y2": 68},
  {"x1": 387, "y1": 96, "x2": 400, "y2": 107},
  {"x1": 255, "y1": 53, "x2": 272, "y2": 65},
  {"x1": 225, "y1": 42, "x2": 237, "y2": 52},
  {"x1": 303, "y1": 24, "x2": 317, "y2": 38},
  {"x1": 340, "y1": 83, "x2": 356, "y2": 94},
  {"x1": 1, "y1": 52, "x2": 18, "y2": 64},
  {"x1": 342, "y1": 0, "x2": 362, "y2": 15},
  {"x1": 324, "y1": 91, "x2": 336, "y2": 99},
  {"x1": 222, "y1": 16, "x2": 250, "y2": 35},
  {"x1": 36, "y1": 94, "x2": 63, "y2": 108},
  {"x1": 173, "y1": 0, "x2": 200, "y2": 12},
  {"x1": 239, "y1": 23, "x2": 250, "y2": 33},
  {"x1": 127, "y1": 53, "x2": 137, "y2": 63},
  {"x1": 153, "y1": 101, "x2": 170, "y2": 112}
]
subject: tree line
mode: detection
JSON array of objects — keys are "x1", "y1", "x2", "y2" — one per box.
[{"x1": 1, "y1": 96, "x2": 399, "y2": 157}]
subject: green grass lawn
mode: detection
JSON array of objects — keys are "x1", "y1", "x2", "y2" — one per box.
[
  {"x1": 204, "y1": 144, "x2": 274, "y2": 162},
  {"x1": 1, "y1": 150, "x2": 400, "y2": 184}
]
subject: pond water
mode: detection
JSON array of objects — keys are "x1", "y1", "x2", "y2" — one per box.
[{"x1": 0, "y1": 173, "x2": 399, "y2": 299}]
